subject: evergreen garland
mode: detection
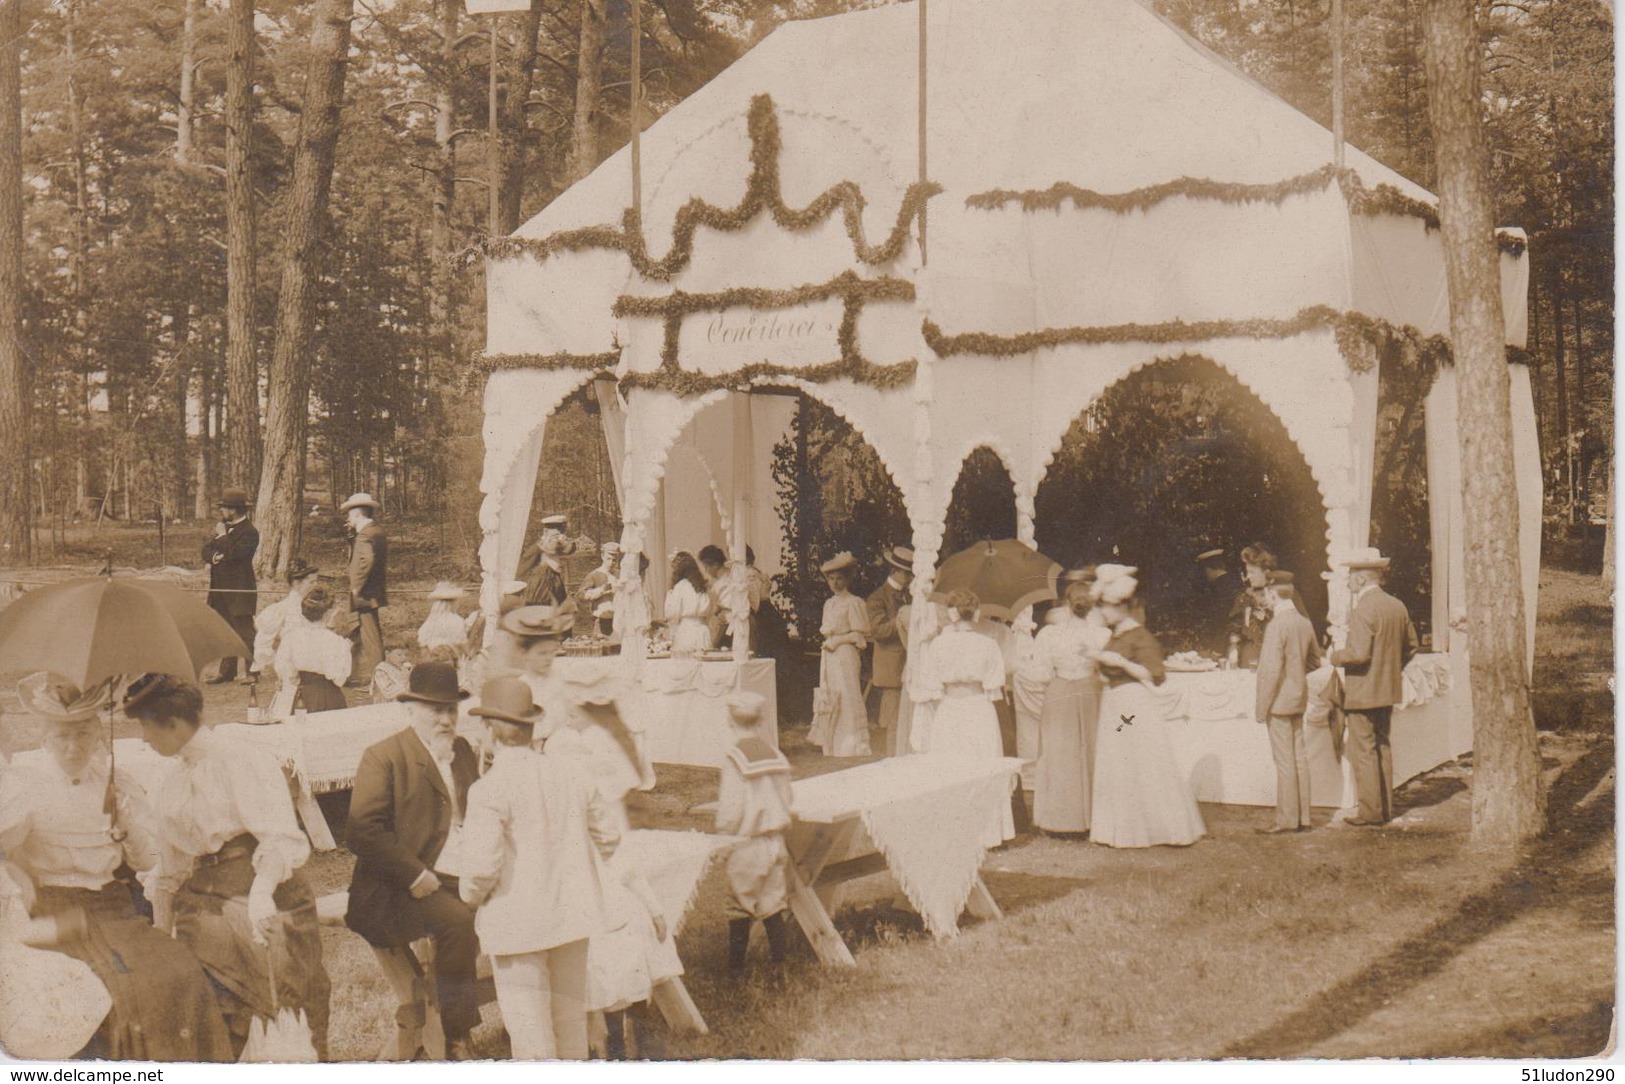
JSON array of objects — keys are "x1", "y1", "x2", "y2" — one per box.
[
  {"x1": 459, "y1": 350, "x2": 620, "y2": 392},
  {"x1": 464, "y1": 95, "x2": 941, "y2": 280}
]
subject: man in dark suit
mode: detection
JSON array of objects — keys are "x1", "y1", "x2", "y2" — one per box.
[
  {"x1": 201, "y1": 487, "x2": 259, "y2": 684},
  {"x1": 1254, "y1": 572, "x2": 1323, "y2": 833},
  {"x1": 346, "y1": 662, "x2": 480, "y2": 1060},
  {"x1": 866, "y1": 545, "x2": 913, "y2": 755},
  {"x1": 342, "y1": 493, "x2": 388, "y2": 687},
  {"x1": 1330, "y1": 548, "x2": 1419, "y2": 826}
]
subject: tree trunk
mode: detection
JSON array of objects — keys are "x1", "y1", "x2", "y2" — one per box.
[
  {"x1": 1602, "y1": 458, "x2": 1614, "y2": 596},
  {"x1": 1571, "y1": 295, "x2": 1586, "y2": 518},
  {"x1": 225, "y1": 0, "x2": 262, "y2": 491},
  {"x1": 568, "y1": 0, "x2": 607, "y2": 184},
  {"x1": 254, "y1": 0, "x2": 356, "y2": 581},
  {"x1": 177, "y1": 0, "x2": 199, "y2": 164},
  {"x1": 166, "y1": 307, "x2": 193, "y2": 520},
  {"x1": 0, "y1": 0, "x2": 28, "y2": 561},
  {"x1": 1421, "y1": 0, "x2": 1545, "y2": 847},
  {"x1": 429, "y1": 0, "x2": 458, "y2": 381},
  {"x1": 1550, "y1": 271, "x2": 1568, "y2": 464},
  {"x1": 194, "y1": 356, "x2": 216, "y2": 519},
  {"x1": 497, "y1": 0, "x2": 543, "y2": 232}
]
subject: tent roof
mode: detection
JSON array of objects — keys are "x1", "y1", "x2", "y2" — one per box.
[{"x1": 516, "y1": 0, "x2": 1437, "y2": 241}]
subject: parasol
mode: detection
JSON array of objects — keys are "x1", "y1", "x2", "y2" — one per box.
[
  {"x1": 930, "y1": 539, "x2": 1063, "y2": 621},
  {"x1": 0, "y1": 575, "x2": 247, "y2": 689}
]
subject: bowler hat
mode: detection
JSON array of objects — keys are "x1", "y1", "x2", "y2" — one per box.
[
  {"x1": 218, "y1": 488, "x2": 249, "y2": 511},
  {"x1": 469, "y1": 677, "x2": 543, "y2": 727},
  {"x1": 397, "y1": 661, "x2": 468, "y2": 705}
]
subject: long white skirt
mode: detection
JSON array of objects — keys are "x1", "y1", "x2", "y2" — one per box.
[
  {"x1": 921, "y1": 692, "x2": 1013, "y2": 847},
  {"x1": 1090, "y1": 680, "x2": 1205, "y2": 848}
]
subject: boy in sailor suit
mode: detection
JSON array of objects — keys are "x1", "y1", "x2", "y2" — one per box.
[{"x1": 715, "y1": 692, "x2": 793, "y2": 979}]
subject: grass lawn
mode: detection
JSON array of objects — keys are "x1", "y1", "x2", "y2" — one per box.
[{"x1": 0, "y1": 561, "x2": 1611, "y2": 1061}]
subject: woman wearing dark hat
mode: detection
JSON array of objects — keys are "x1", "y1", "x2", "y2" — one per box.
[
  {"x1": 125, "y1": 673, "x2": 332, "y2": 1057},
  {"x1": 252, "y1": 557, "x2": 321, "y2": 710},
  {"x1": 0, "y1": 674, "x2": 234, "y2": 1060},
  {"x1": 202, "y1": 488, "x2": 260, "y2": 684},
  {"x1": 809, "y1": 552, "x2": 872, "y2": 757}
]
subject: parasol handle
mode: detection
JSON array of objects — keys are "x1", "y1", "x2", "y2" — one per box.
[{"x1": 101, "y1": 680, "x2": 126, "y2": 843}]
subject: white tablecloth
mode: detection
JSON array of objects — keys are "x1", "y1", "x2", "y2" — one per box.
[
  {"x1": 1153, "y1": 653, "x2": 1466, "y2": 808},
  {"x1": 598, "y1": 657, "x2": 778, "y2": 769}
]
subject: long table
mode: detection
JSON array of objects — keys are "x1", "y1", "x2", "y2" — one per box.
[
  {"x1": 1153, "y1": 653, "x2": 1466, "y2": 809},
  {"x1": 786, "y1": 756, "x2": 1024, "y2": 965}
]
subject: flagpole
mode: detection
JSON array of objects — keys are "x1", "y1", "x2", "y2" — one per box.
[
  {"x1": 1331, "y1": 0, "x2": 1345, "y2": 169},
  {"x1": 917, "y1": 0, "x2": 928, "y2": 265},
  {"x1": 631, "y1": 0, "x2": 642, "y2": 221}
]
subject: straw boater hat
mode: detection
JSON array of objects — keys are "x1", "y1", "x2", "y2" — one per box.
[
  {"x1": 17, "y1": 672, "x2": 108, "y2": 724},
  {"x1": 469, "y1": 677, "x2": 543, "y2": 729},
  {"x1": 428, "y1": 581, "x2": 466, "y2": 602},
  {"x1": 820, "y1": 552, "x2": 856, "y2": 575},
  {"x1": 340, "y1": 492, "x2": 379, "y2": 513},
  {"x1": 218, "y1": 488, "x2": 250, "y2": 512},
  {"x1": 541, "y1": 514, "x2": 568, "y2": 529},
  {"x1": 501, "y1": 604, "x2": 575, "y2": 640},
  {"x1": 1195, "y1": 548, "x2": 1226, "y2": 565},
  {"x1": 396, "y1": 661, "x2": 469, "y2": 705},
  {"x1": 1340, "y1": 547, "x2": 1391, "y2": 570},
  {"x1": 882, "y1": 545, "x2": 915, "y2": 572}
]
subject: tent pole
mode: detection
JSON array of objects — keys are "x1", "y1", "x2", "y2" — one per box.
[
  {"x1": 917, "y1": 0, "x2": 928, "y2": 264},
  {"x1": 1331, "y1": 0, "x2": 1345, "y2": 169},
  {"x1": 631, "y1": 0, "x2": 642, "y2": 219}
]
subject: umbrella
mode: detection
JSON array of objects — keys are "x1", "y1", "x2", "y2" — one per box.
[
  {"x1": 930, "y1": 539, "x2": 1063, "y2": 621},
  {"x1": 0, "y1": 575, "x2": 247, "y2": 689}
]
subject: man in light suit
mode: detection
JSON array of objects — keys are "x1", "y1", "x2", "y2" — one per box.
[
  {"x1": 346, "y1": 662, "x2": 481, "y2": 1060},
  {"x1": 866, "y1": 545, "x2": 913, "y2": 755},
  {"x1": 1254, "y1": 571, "x2": 1322, "y2": 833},
  {"x1": 1330, "y1": 548, "x2": 1419, "y2": 826},
  {"x1": 343, "y1": 492, "x2": 389, "y2": 686}
]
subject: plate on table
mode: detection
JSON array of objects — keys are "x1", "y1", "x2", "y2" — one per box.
[
  {"x1": 1165, "y1": 652, "x2": 1218, "y2": 673},
  {"x1": 699, "y1": 651, "x2": 734, "y2": 661}
]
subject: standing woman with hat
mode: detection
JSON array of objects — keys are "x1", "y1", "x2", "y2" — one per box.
[
  {"x1": 341, "y1": 493, "x2": 389, "y2": 687},
  {"x1": 809, "y1": 552, "x2": 872, "y2": 757},
  {"x1": 202, "y1": 488, "x2": 260, "y2": 684},
  {"x1": 1024, "y1": 576, "x2": 1111, "y2": 835},
  {"x1": 519, "y1": 514, "x2": 575, "y2": 608},
  {"x1": 1087, "y1": 566, "x2": 1206, "y2": 848},
  {"x1": 252, "y1": 558, "x2": 321, "y2": 710},
  {"x1": 124, "y1": 673, "x2": 332, "y2": 1056},
  {"x1": 0, "y1": 675, "x2": 234, "y2": 1060}
]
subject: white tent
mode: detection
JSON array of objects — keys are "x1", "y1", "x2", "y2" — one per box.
[{"x1": 476, "y1": 0, "x2": 1539, "y2": 744}]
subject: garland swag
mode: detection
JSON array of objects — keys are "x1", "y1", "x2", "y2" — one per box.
[
  {"x1": 464, "y1": 95, "x2": 941, "y2": 280},
  {"x1": 460, "y1": 350, "x2": 620, "y2": 392},
  {"x1": 966, "y1": 166, "x2": 1526, "y2": 257}
]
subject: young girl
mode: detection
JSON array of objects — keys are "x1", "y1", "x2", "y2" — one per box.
[
  {"x1": 662, "y1": 551, "x2": 713, "y2": 656},
  {"x1": 272, "y1": 585, "x2": 351, "y2": 714},
  {"x1": 809, "y1": 552, "x2": 871, "y2": 757},
  {"x1": 370, "y1": 639, "x2": 414, "y2": 705}
]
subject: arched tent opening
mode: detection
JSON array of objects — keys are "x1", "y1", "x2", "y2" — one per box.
[
  {"x1": 1033, "y1": 355, "x2": 1328, "y2": 653},
  {"x1": 942, "y1": 446, "x2": 1019, "y2": 558},
  {"x1": 1369, "y1": 346, "x2": 1436, "y2": 643}
]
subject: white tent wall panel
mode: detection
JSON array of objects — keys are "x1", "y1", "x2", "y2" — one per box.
[
  {"x1": 1350, "y1": 216, "x2": 1531, "y2": 346},
  {"x1": 486, "y1": 249, "x2": 626, "y2": 356}
]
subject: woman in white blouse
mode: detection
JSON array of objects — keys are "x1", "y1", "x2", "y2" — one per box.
[
  {"x1": 123, "y1": 673, "x2": 332, "y2": 1058},
  {"x1": 915, "y1": 589, "x2": 1014, "y2": 846},
  {"x1": 808, "y1": 552, "x2": 872, "y2": 757},
  {"x1": 251, "y1": 558, "x2": 320, "y2": 692},
  {"x1": 0, "y1": 674, "x2": 232, "y2": 1060},
  {"x1": 271, "y1": 584, "x2": 352, "y2": 714},
  {"x1": 663, "y1": 551, "x2": 713, "y2": 656},
  {"x1": 1023, "y1": 578, "x2": 1110, "y2": 834}
]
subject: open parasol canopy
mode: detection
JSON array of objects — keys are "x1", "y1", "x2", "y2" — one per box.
[
  {"x1": 0, "y1": 576, "x2": 248, "y2": 689},
  {"x1": 930, "y1": 539, "x2": 1063, "y2": 621}
]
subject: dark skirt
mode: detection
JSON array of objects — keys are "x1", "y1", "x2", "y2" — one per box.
[
  {"x1": 33, "y1": 882, "x2": 234, "y2": 1062},
  {"x1": 173, "y1": 837, "x2": 332, "y2": 1059},
  {"x1": 296, "y1": 671, "x2": 348, "y2": 713}
]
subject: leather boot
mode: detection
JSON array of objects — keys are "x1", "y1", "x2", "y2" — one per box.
[
  {"x1": 727, "y1": 918, "x2": 753, "y2": 979},
  {"x1": 379, "y1": 1001, "x2": 426, "y2": 1062}
]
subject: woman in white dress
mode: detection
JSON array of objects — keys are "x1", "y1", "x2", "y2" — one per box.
[
  {"x1": 1024, "y1": 578, "x2": 1110, "y2": 834},
  {"x1": 251, "y1": 558, "x2": 320, "y2": 695},
  {"x1": 808, "y1": 552, "x2": 871, "y2": 757},
  {"x1": 663, "y1": 551, "x2": 713, "y2": 656},
  {"x1": 271, "y1": 585, "x2": 352, "y2": 714},
  {"x1": 417, "y1": 581, "x2": 470, "y2": 657},
  {"x1": 915, "y1": 590, "x2": 1015, "y2": 846},
  {"x1": 1088, "y1": 566, "x2": 1206, "y2": 848}
]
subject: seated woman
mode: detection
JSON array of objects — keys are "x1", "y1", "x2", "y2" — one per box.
[
  {"x1": 123, "y1": 673, "x2": 332, "y2": 1058},
  {"x1": 272, "y1": 584, "x2": 351, "y2": 714},
  {"x1": 0, "y1": 679, "x2": 235, "y2": 1059},
  {"x1": 0, "y1": 674, "x2": 233, "y2": 1061}
]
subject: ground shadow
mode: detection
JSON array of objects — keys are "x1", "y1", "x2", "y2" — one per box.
[{"x1": 1221, "y1": 740, "x2": 1616, "y2": 1058}]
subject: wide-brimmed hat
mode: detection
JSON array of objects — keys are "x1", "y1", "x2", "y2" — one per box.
[
  {"x1": 397, "y1": 661, "x2": 468, "y2": 705},
  {"x1": 218, "y1": 488, "x2": 249, "y2": 511},
  {"x1": 17, "y1": 672, "x2": 107, "y2": 724},
  {"x1": 820, "y1": 552, "x2": 856, "y2": 575},
  {"x1": 501, "y1": 604, "x2": 574, "y2": 640},
  {"x1": 469, "y1": 677, "x2": 543, "y2": 727},
  {"x1": 286, "y1": 557, "x2": 318, "y2": 583},
  {"x1": 882, "y1": 545, "x2": 915, "y2": 572},
  {"x1": 1340, "y1": 547, "x2": 1391, "y2": 570},
  {"x1": 428, "y1": 581, "x2": 466, "y2": 602},
  {"x1": 540, "y1": 514, "x2": 568, "y2": 528},
  {"x1": 340, "y1": 492, "x2": 379, "y2": 513},
  {"x1": 1195, "y1": 548, "x2": 1226, "y2": 564}
]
